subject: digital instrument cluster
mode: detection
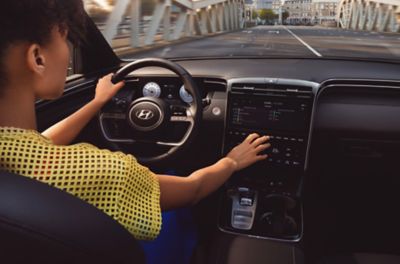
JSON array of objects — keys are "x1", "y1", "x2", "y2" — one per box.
[{"x1": 142, "y1": 81, "x2": 193, "y2": 103}]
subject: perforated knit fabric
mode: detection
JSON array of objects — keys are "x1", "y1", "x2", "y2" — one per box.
[{"x1": 0, "y1": 127, "x2": 161, "y2": 240}]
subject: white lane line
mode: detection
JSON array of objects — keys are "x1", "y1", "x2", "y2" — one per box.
[
  {"x1": 160, "y1": 47, "x2": 171, "y2": 56},
  {"x1": 382, "y1": 43, "x2": 400, "y2": 57},
  {"x1": 283, "y1": 26, "x2": 322, "y2": 57}
]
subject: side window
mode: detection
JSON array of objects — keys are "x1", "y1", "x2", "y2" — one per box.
[
  {"x1": 67, "y1": 42, "x2": 75, "y2": 77},
  {"x1": 66, "y1": 42, "x2": 84, "y2": 79}
]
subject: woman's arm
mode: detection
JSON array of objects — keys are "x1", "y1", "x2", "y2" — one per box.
[
  {"x1": 158, "y1": 133, "x2": 270, "y2": 211},
  {"x1": 42, "y1": 74, "x2": 124, "y2": 145}
]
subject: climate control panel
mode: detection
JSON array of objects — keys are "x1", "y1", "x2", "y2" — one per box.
[{"x1": 225, "y1": 129, "x2": 307, "y2": 169}]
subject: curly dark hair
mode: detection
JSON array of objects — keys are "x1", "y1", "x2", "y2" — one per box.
[{"x1": 0, "y1": 0, "x2": 86, "y2": 89}]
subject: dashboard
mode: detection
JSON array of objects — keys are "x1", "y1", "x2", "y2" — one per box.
[
  {"x1": 37, "y1": 58, "x2": 400, "y2": 260},
  {"x1": 90, "y1": 58, "x2": 400, "y2": 242}
]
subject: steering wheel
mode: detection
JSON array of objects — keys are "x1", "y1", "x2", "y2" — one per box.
[{"x1": 109, "y1": 58, "x2": 202, "y2": 164}]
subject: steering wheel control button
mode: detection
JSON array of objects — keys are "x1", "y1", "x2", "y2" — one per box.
[{"x1": 129, "y1": 101, "x2": 164, "y2": 131}]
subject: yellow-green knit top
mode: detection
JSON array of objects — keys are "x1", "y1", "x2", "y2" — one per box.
[{"x1": 0, "y1": 127, "x2": 161, "y2": 240}]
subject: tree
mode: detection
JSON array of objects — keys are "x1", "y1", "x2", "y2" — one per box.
[
  {"x1": 252, "y1": 10, "x2": 258, "y2": 20},
  {"x1": 282, "y1": 10, "x2": 289, "y2": 21},
  {"x1": 258, "y1": 9, "x2": 277, "y2": 23}
]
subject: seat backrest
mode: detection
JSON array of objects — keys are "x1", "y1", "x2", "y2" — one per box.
[{"x1": 0, "y1": 170, "x2": 145, "y2": 264}]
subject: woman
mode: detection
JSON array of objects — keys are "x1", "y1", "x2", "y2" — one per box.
[{"x1": 0, "y1": 0, "x2": 270, "y2": 240}]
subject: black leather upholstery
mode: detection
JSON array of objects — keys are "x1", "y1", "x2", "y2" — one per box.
[
  {"x1": 320, "y1": 253, "x2": 400, "y2": 264},
  {"x1": 0, "y1": 171, "x2": 145, "y2": 264}
]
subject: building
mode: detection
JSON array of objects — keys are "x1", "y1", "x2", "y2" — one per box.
[
  {"x1": 311, "y1": 0, "x2": 340, "y2": 25},
  {"x1": 283, "y1": 0, "x2": 313, "y2": 25},
  {"x1": 272, "y1": 0, "x2": 283, "y2": 15},
  {"x1": 254, "y1": 0, "x2": 273, "y2": 10},
  {"x1": 244, "y1": 0, "x2": 257, "y2": 21}
]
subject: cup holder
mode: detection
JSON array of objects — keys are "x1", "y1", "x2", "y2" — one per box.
[
  {"x1": 259, "y1": 212, "x2": 298, "y2": 236},
  {"x1": 258, "y1": 194, "x2": 299, "y2": 238}
]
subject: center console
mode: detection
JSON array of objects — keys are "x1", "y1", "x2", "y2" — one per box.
[{"x1": 219, "y1": 78, "x2": 317, "y2": 241}]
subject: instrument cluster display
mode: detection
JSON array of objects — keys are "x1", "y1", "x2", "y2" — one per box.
[{"x1": 141, "y1": 81, "x2": 193, "y2": 103}]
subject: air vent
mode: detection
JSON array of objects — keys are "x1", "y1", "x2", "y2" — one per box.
[
  {"x1": 281, "y1": 84, "x2": 313, "y2": 93},
  {"x1": 231, "y1": 83, "x2": 313, "y2": 94},
  {"x1": 231, "y1": 83, "x2": 265, "y2": 91},
  {"x1": 203, "y1": 78, "x2": 227, "y2": 92}
]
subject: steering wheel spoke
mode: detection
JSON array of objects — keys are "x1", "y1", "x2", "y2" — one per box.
[{"x1": 170, "y1": 108, "x2": 194, "y2": 123}]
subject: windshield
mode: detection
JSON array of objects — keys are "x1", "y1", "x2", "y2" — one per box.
[{"x1": 84, "y1": 0, "x2": 400, "y2": 61}]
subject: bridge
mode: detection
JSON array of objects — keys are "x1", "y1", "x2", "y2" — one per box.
[
  {"x1": 337, "y1": 0, "x2": 400, "y2": 33},
  {"x1": 87, "y1": 0, "x2": 245, "y2": 48},
  {"x1": 84, "y1": 0, "x2": 399, "y2": 59}
]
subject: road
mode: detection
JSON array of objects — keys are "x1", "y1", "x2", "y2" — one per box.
[{"x1": 121, "y1": 25, "x2": 400, "y2": 60}]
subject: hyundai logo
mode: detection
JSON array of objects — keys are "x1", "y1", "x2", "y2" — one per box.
[{"x1": 136, "y1": 109, "x2": 154, "y2": 120}]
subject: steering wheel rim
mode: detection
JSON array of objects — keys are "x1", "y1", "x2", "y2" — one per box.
[{"x1": 110, "y1": 58, "x2": 202, "y2": 164}]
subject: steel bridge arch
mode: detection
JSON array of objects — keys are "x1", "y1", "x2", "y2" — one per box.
[
  {"x1": 95, "y1": 0, "x2": 245, "y2": 48},
  {"x1": 337, "y1": 0, "x2": 400, "y2": 32}
]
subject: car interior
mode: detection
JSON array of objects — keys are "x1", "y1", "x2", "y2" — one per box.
[{"x1": 1, "y1": 11, "x2": 400, "y2": 264}]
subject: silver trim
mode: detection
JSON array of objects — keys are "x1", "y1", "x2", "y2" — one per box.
[
  {"x1": 99, "y1": 113, "x2": 135, "y2": 143},
  {"x1": 100, "y1": 108, "x2": 194, "y2": 147},
  {"x1": 156, "y1": 109, "x2": 194, "y2": 147},
  {"x1": 136, "y1": 109, "x2": 155, "y2": 120},
  {"x1": 230, "y1": 189, "x2": 258, "y2": 230},
  {"x1": 228, "y1": 77, "x2": 319, "y2": 91}
]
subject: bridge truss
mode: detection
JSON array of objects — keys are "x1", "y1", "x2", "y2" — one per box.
[
  {"x1": 100, "y1": 0, "x2": 245, "y2": 48},
  {"x1": 337, "y1": 0, "x2": 400, "y2": 32}
]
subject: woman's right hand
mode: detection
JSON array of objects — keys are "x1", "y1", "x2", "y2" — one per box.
[
  {"x1": 226, "y1": 133, "x2": 271, "y2": 171},
  {"x1": 93, "y1": 73, "x2": 125, "y2": 105}
]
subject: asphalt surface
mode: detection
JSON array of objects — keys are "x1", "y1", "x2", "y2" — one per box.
[{"x1": 121, "y1": 25, "x2": 400, "y2": 60}]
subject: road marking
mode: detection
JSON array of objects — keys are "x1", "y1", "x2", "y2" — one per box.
[
  {"x1": 161, "y1": 47, "x2": 171, "y2": 56},
  {"x1": 381, "y1": 43, "x2": 400, "y2": 56},
  {"x1": 283, "y1": 26, "x2": 322, "y2": 57}
]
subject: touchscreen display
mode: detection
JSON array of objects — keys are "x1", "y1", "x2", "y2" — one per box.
[{"x1": 229, "y1": 97, "x2": 311, "y2": 133}]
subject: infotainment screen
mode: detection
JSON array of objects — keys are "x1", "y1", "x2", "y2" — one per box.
[{"x1": 229, "y1": 96, "x2": 311, "y2": 133}]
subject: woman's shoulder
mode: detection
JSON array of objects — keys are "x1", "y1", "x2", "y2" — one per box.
[{"x1": 0, "y1": 126, "x2": 137, "y2": 162}]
